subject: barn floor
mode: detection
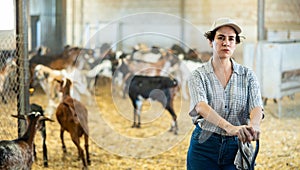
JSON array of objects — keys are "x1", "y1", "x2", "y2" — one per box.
[{"x1": 19, "y1": 79, "x2": 300, "y2": 169}]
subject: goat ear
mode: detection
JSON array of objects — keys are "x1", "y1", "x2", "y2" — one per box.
[
  {"x1": 54, "y1": 78, "x2": 63, "y2": 83},
  {"x1": 11, "y1": 114, "x2": 26, "y2": 120}
]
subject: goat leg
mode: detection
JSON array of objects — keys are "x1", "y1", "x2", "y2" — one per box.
[
  {"x1": 33, "y1": 143, "x2": 37, "y2": 161},
  {"x1": 41, "y1": 124, "x2": 48, "y2": 167},
  {"x1": 132, "y1": 109, "x2": 137, "y2": 128},
  {"x1": 137, "y1": 115, "x2": 141, "y2": 128},
  {"x1": 166, "y1": 106, "x2": 178, "y2": 135},
  {"x1": 136, "y1": 101, "x2": 142, "y2": 128},
  {"x1": 60, "y1": 129, "x2": 67, "y2": 153},
  {"x1": 84, "y1": 134, "x2": 91, "y2": 165},
  {"x1": 173, "y1": 121, "x2": 178, "y2": 135},
  {"x1": 71, "y1": 134, "x2": 87, "y2": 168},
  {"x1": 168, "y1": 120, "x2": 178, "y2": 135},
  {"x1": 42, "y1": 137, "x2": 48, "y2": 167}
]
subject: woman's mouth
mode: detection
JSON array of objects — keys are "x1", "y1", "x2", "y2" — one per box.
[{"x1": 221, "y1": 49, "x2": 230, "y2": 52}]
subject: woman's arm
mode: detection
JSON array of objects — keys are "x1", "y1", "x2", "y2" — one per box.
[
  {"x1": 249, "y1": 106, "x2": 264, "y2": 141},
  {"x1": 247, "y1": 70, "x2": 264, "y2": 141},
  {"x1": 191, "y1": 101, "x2": 255, "y2": 143}
]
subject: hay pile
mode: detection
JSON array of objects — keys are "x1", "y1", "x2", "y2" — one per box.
[{"x1": 1, "y1": 81, "x2": 299, "y2": 170}]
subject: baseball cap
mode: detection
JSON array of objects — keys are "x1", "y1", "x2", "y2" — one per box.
[{"x1": 209, "y1": 18, "x2": 242, "y2": 34}]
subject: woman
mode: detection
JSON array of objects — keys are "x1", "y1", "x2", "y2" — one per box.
[{"x1": 186, "y1": 18, "x2": 264, "y2": 170}]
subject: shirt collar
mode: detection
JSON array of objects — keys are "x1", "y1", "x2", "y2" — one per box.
[{"x1": 207, "y1": 57, "x2": 243, "y2": 75}]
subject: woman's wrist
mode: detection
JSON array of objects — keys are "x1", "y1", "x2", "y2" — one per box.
[{"x1": 219, "y1": 118, "x2": 234, "y2": 133}]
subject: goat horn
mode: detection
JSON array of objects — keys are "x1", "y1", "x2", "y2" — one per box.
[
  {"x1": 40, "y1": 117, "x2": 55, "y2": 122},
  {"x1": 62, "y1": 77, "x2": 67, "y2": 87},
  {"x1": 11, "y1": 114, "x2": 26, "y2": 119}
]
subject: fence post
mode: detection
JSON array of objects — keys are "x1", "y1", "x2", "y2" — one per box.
[{"x1": 16, "y1": 0, "x2": 30, "y2": 137}]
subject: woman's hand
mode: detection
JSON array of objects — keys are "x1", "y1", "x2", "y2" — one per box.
[
  {"x1": 226, "y1": 106, "x2": 263, "y2": 142},
  {"x1": 193, "y1": 102, "x2": 262, "y2": 143},
  {"x1": 224, "y1": 124, "x2": 256, "y2": 143},
  {"x1": 249, "y1": 123, "x2": 261, "y2": 141}
]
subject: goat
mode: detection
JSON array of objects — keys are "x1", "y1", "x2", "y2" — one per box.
[
  {"x1": 32, "y1": 64, "x2": 66, "y2": 118},
  {"x1": 55, "y1": 78, "x2": 90, "y2": 169},
  {"x1": 29, "y1": 46, "x2": 81, "y2": 91},
  {"x1": 170, "y1": 44, "x2": 186, "y2": 57},
  {"x1": 128, "y1": 75, "x2": 179, "y2": 134},
  {"x1": 178, "y1": 59, "x2": 204, "y2": 100},
  {"x1": 28, "y1": 45, "x2": 50, "y2": 60},
  {"x1": 33, "y1": 64, "x2": 92, "y2": 117},
  {"x1": 85, "y1": 59, "x2": 113, "y2": 91},
  {"x1": 30, "y1": 103, "x2": 49, "y2": 167},
  {"x1": 0, "y1": 56, "x2": 17, "y2": 104},
  {"x1": 0, "y1": 112, "x2": 53, "y2": 170},
  {"x1": 33, "y1": 64, "x2": 66, "y2": 96}
]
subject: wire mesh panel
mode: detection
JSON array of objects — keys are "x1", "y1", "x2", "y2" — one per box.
[{"x1": 0, "y1": 33, "x2": 19, "y2": 140}]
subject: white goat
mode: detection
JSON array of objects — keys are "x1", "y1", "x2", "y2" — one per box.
[{"x1": 177, "y1": 59, "x2": 204, "y2": 100}]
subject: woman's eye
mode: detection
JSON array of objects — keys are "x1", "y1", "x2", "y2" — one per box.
[{"x1": 217, "y1": 37, "x2": 225, "y2": 40}]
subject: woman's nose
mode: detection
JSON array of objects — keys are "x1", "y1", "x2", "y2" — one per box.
[
  {"x1": 222, "y1": 39, "x2": 230, "y2": 46},
  {"x1": 222, "y1": 41, "x2": 229, "y2": 46}
]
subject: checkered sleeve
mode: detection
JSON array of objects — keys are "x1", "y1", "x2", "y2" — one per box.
[
  {"x1": 247, "y1": 70, "x2": 264, "y2": 114},
  {"x1": 188, "y1": 69, "x2": 208, "y2": 124}
]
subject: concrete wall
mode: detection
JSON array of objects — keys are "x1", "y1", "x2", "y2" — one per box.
[
  {"x1": 29, "y1": 0, "x2": 66, "y2": 53},
  {"x1": 64, "y1": 0, "x2": 300, "y2": 61},
  {"x1": 67, "y1": 0, "x2": 300, "y2": 45}
]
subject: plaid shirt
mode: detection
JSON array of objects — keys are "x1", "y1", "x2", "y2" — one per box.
[{"x1": 188, "y1": 58, "x2": 263, "y2": 135}]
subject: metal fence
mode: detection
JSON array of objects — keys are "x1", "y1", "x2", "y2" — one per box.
[
  {"x1": 0, "y1": 0, "x2": 29, "y2": 140},
  {"x1": 0, "y1": 34, "x2": 21, "y2": 139}
]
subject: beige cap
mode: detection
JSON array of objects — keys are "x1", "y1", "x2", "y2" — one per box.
[{"x1": 209, "y1": 18, "x2": 242, "y2": 34}]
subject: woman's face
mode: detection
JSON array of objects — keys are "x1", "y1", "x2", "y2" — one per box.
[{"x1": 211, "y1": 26, "x2": 237, "y2": 59}]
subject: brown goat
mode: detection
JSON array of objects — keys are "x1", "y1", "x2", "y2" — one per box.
[
  {"x1": 55, "y1": 78, "x2": 90, "y2": 169},
  {"x1": 0, "y1": 112, "x2": 53, "y2": 170}
]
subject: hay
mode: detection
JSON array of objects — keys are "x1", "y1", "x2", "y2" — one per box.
[{"x1": 2, "y1": 80, "x2": 298, "y2": 169}]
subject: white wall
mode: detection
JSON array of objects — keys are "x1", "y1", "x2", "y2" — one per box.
[{"x1": 65, "y1": 0, "x2": 300, "y2": 61}]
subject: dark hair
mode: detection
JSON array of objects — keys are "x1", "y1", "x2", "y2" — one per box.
[{"x1": 204, "y1": 27, "x2": 242, "y2": 44}]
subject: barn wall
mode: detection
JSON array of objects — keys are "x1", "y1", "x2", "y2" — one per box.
[
  {"x1": 29, "y1": 0, "x2": 66, "y2": 53},
  {"x1": 66, "y1": 0, "x2": 300, "y2": 61}
]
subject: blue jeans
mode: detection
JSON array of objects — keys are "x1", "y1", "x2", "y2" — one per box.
[{"x1": 187, "y1": 125, "x2": 238, "y2": 170}]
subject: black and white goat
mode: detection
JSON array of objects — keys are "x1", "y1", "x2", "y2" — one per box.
[
  {"x1": 30, "y1": 103, "x2": 50, "y2": 167},
  {"x1": 0, "y1": 112, "x2": 53, "y2": 170},
  {"x1": 128, "y1": 75, "x2": 179, "y2": 134}
]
